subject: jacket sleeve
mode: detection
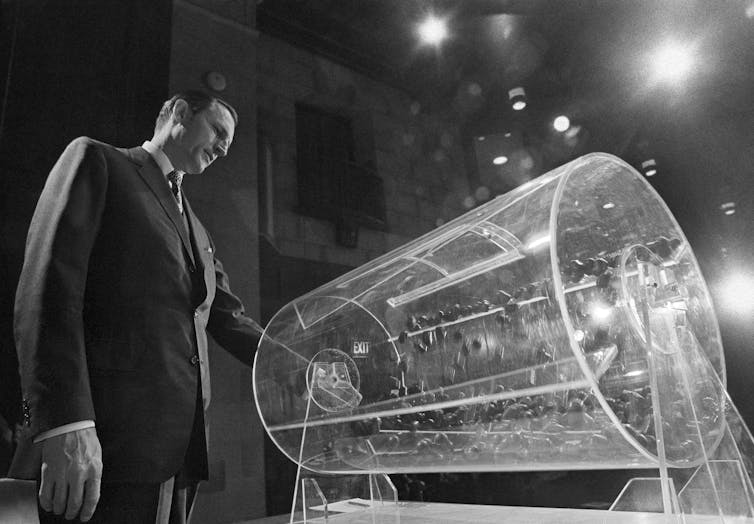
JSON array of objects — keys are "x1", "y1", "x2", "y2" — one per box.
[
  {"x1": 14, "y1": 137, "x2": 108, "y2": 437},
  {"x1": 207, "y1": 254, "x2": 263, "y2": 368}
]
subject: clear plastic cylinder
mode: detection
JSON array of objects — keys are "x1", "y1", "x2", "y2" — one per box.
[{"x1": 253, "y1": 153, "x2": 725, "y2": 474}]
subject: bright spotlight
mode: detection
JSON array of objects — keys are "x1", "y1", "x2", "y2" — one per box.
[
  {"x1": 720, "y1": 202, "x2": 736, "y2": 216},
  {"x1": 553, "y1": 115, "x2": 570, "y2": 132},
  {"x1": 719, "y1": 273, "x2": 754, "y2": 317},
  {"x1": 418, "y1": 16, "x2": 448, "y2": 46},
  {"x1": 651, "y1": 42, "x2": 694, "y2": 83},
  {"x1": 492, "y1": 155, "x2": 508, "y2": 165}
]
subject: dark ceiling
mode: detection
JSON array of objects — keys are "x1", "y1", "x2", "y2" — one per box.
[
  {"x1": 257, "y1": 1, "x2": 754, "y2": 118},
  {"x1": 257, "y1": 0, "x2": 754, "y2": 258},
  {"x1": 257, "y1": 1, "x2": 754, "y2": 190}
]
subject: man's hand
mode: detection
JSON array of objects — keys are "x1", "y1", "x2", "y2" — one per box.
[{"x1": 39, "y1": 427, "x2": 102, "y2": 522}]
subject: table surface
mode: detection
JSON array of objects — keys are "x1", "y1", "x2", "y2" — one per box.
[{"x1": 236, "y1": 502, "x2": 754, "y2": 524}]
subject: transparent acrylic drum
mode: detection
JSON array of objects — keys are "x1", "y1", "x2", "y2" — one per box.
[{"x1": 253, "y1": 153, "x2": 727, "y2": 476}]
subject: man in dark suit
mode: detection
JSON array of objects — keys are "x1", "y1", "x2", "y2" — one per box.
[{"x1": 12, "y1": 91, "x2": 263, "y2": 523}]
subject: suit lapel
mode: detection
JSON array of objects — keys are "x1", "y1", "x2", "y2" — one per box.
[
  {"x1": 182, "y1": 197, "x2": 208, "y2": 279},
  {"x1": 125, "y1": 146, "x2": 196, "y2": 267}
]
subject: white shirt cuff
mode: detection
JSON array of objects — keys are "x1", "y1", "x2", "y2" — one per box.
[{"x1": 33, "y1": 420, "x2": 96, "y2": 443}]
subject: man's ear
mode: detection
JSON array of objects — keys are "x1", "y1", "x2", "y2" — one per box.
[{"x1": 172, "y1": 99, "x2": 191, "y2": 124}]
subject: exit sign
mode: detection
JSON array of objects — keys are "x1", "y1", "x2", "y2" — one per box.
[{"x1": 352, "y1": 340, "x2": 370, "y2": 357}]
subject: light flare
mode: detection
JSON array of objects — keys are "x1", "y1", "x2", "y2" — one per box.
[{"x1": 418, "y1": 16, "x2": 448, "y2": 46}]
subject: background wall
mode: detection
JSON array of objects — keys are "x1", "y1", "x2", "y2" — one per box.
[{"x1": 256, "y1": 32, "x2": 470, "y2": 267}]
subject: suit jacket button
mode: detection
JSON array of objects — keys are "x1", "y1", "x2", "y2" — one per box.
[{"x1": 190, "y1": 355, "x2": 199, "y2": 366}]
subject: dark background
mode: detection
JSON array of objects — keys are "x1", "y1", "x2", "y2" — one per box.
[{"x1": 0, "y1": 0, "x2": 172, "y2": 468}]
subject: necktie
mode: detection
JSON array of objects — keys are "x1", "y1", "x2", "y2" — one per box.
[{"x1": 167, "y1": 170, "x2": 184, "y2": 214}]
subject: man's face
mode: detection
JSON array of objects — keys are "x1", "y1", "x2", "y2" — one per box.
[{"x1": 172, "y1": 101, "x2": 235, "y2": 174}]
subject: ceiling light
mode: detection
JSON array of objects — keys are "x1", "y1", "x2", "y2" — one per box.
[
  {"x1": 418, "y1": 16, "x2": 448, "y2": 46},
  {"x1": 493, "y1": 156, "x2": 508, "y2": 165},
  {"x1": 721, "y1": 202, "x2": 737, "y2": 216},
  {"x1": 553, "y1": 115, "x2": 570, "y2": 132},
  {"x1": 508, "y1": 87, "x2": 527, "y2": 111},
  {"x1": 642, "y1": 158, "x2": 657, "y2": 177},
  {"x1": 651, "y1": 42, "x2": 694, "y2": 84},
  {"x1": 602, "y1": 202, "x2": 615, "y2": 209}
]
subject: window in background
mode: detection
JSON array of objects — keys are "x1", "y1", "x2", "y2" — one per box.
[{"x1": 295, "y1": 103, "x2": 386, "y2": 246}]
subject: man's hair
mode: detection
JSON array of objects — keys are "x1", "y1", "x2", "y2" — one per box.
[{"x1": 154, "y1": 90, "x2": 239, "y2": 132}]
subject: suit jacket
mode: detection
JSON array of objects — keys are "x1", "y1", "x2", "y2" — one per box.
[{"x1": 12, "y1": 137, "x2": 262, "y2": 483}]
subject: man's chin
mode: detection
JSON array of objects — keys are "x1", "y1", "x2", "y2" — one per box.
[
  {"x1": 186, "y1": 163, "x2": 206, "y2": 175},
  {"x1": 194, "y1": 159, "x2": 213, "y2": 174}
]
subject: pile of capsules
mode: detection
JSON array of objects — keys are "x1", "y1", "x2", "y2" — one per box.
[{"x1": 330, "y1": 380, "x2": 723, "y2": 468}]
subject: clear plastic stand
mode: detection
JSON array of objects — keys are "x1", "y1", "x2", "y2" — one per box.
[
  {"x1": 611, "y1": 477, "x2": 680, "y2": 514},
  {"x1": 612, "y1": 386, "x2": 754, "y2": 522},
  {"x1": 288, "y1": 355, "x2": 399, "y2": 523},
  {"x1": 291, "y1": 474, "x2": 399, "y2": 523},
  {"x1": 610, "y1": 254, "x2": 754, "y2": 522}
]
